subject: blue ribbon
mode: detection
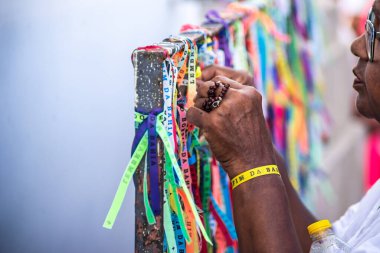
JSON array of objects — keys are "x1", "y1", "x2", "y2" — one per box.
[
  {"x1": 210, "y1": 196, "x2": 237, "y2": 241},
  {"x1": 172, "y1": 212, "x2": 186, "y2": 253},
  {"x1": 219, "y1": 165, "x2": 233, "y2": 222},
  {"x1": 132, "y1": 109, "x2": 163, "y2": 215}
]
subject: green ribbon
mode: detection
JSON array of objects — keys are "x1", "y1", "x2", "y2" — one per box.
[
  {"x1": 165, "y1": 150, "x2": 191, "y2": 243},
  {"x1": 164, "y1": 175, "x2": 177, "y2": 252},
  {"x1": 202, "y1": 156, "x2": 213, "y2": 252},
  {"x1": 103, "y1": 132, "x2": 148, "y2": 229},
  {"x1": 143, "y1": 155, "x2": 156, "y2": 225},
  {"x1": 104, "y1": 112, "x2": 205, "y2": 245},
  {"x1": 156, "y1": 120, "x2": 213, "y2": 245}
]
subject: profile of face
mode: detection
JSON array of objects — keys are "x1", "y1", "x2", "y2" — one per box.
[{"x1": 351, "y1": 0, "x2": 380, "y2": 123}]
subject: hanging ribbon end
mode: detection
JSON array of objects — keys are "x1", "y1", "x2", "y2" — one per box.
[
  {"x1": 205, "y1": 235, "x2": 214, "y2": 246},
  {"x1": 103, "y1": 219, "x2": 114, "y2": 230},
  {"x1": 147, "y1": 217, "x2": 157, "y2": 226}
]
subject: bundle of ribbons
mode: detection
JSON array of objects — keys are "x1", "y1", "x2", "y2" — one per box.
[{"x1": 104, "y1": 0, "x2": 330, "y2": 252}]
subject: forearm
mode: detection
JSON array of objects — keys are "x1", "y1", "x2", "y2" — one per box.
[
  {"x1": 274, "y1": 149, "x2": 316, "y2": 252},
  {"x1": 190, "y1": 73, "x2": 309, "y2": 252},
  {"x1": 231, "y1": 160, "x2": 302, "y2": 253}
]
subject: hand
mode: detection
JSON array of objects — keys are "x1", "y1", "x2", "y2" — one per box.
[
  {"x1": 187, "y1": 76, "x2": 275, "y2": 178},
  {"x1": 201, "y1": 65, "x2": 255, "y2": 87}
]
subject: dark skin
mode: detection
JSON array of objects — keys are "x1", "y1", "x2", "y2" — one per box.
[{"x1": 187, "y1": 1, "x2": 380, "y2": 252}]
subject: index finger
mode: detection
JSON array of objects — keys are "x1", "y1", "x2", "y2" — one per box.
[
  {"x1": 201, "y1": 65, "x2": 218, "y2": 81},
  {"x1": 201, "y1": 65, "x2": 236, "y2": 81},
  {"x1": 212, "y1": 76, "x2": 244, "y2": 90}
]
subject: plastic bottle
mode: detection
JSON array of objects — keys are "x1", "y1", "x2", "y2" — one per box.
[{"x1": 308, "y1": 220, "x2": 351, "y2": 253}]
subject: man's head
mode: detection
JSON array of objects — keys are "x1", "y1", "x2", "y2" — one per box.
[{"x1": 351, "y1": 0, "x2": 380, "y2": 123}]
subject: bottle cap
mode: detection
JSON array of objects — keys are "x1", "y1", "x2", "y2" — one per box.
[{"x1": 307, "y1": 220, "x2": 332, "y2": 235}]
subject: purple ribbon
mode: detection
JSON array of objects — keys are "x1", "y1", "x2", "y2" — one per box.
[
  {"x1": 132, "y1": 119, "x2": 147, "y2": 154},
  {"x1": 148, "y1": 111, "x2": 160, "y2": 215},
  {"x1": 292, "y1": 0, "x2": 309, "y2": 40},
  {"x1": 205, "y1": 10, "x2": 233, "y2": 67},
  {"x1": 206, "y1": 10, "x2": 228, "y2": 26},
  {"x1": 132, "y1": 109, "x2": 162, "y2": 216},
  {"x1": 300, "y1": 50, "x2": 313, "y2": 93},
  {"x1": 272, "y1": 65, "x2": 281, "y2": 90}
]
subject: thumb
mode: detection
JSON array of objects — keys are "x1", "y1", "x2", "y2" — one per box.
[{"x1": 187, "y1": 107, "x2": 208, "y2": 129}]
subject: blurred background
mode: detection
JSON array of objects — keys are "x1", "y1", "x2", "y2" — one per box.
[{"x1": 1, "y1": 0, "x2": 379, "y2": 252}]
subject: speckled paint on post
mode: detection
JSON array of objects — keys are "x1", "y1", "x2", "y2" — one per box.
[{"x1": 132, "y1": 50, "x2": 165, "y2": 253}]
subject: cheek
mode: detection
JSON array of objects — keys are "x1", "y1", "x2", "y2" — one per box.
[
  {"x1": 365, "y1": 64, "x2": 380, "y2": 116},
  {"x1": 356, "y1": 92, "x2": 373, "y2": 118}
]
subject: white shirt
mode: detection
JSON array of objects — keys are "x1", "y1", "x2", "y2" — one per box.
[{"x1": 333, "y1": 179, "x2": 380, "y2": 252}]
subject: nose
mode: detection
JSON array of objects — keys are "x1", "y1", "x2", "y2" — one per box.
[{"x1": 351, "y1": 34, "x2": 369, "y2": 60}]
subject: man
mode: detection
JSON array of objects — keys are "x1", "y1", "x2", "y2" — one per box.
[{"x1": 187, "y1": 1, "x2": 380, "y2": 252}]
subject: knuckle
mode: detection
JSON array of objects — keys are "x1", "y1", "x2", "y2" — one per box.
[
  {"x1": 214, "y1": 75, "x2": 225, "y2": 82},
  {"x1": 236, "y1": 89, "x2": 251, "y2": 100},
  {"x1": 235, "y1": 88, "x2": 262, "y2": 109},
  {"x1": 205, "y1": 80, "x2": 214, "y2": 87},
  {"x1": 253, "y1": 89, "x2": 262, "y2": 101},
  {"x1": 223, "y1": 89, "x2": 237, "y2": 101},
  {"x1": 244, "y1": 87, "x2": 261, "y2": 99}
]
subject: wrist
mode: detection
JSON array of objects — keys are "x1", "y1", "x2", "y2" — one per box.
[
  {"x1": 231, "y1": 164, "x2": 280, "y2": 189},
  {"x1": 225, "y1": 156, "x2": 277, "y2": 179}
]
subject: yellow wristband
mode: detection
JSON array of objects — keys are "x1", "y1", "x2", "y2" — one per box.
[{"x1": 231, "y1": 165, "x2": 280, "y2": 189}]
